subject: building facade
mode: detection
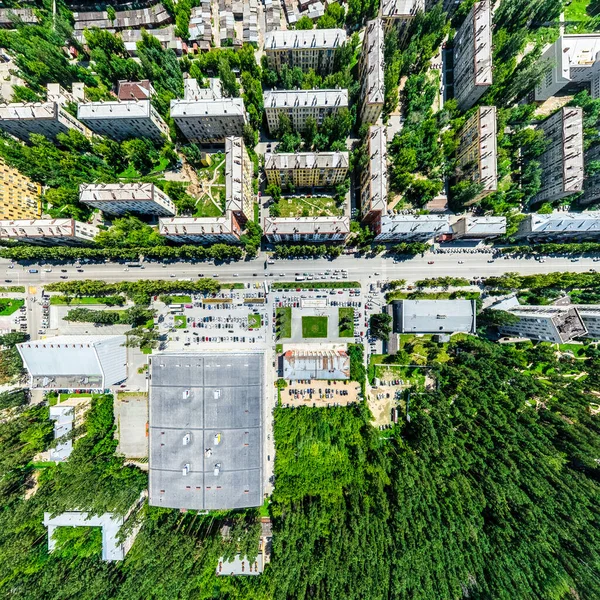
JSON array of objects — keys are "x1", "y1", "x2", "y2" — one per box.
[
  {"x1": 453, "y1": 0, "x2": 492, "y2": 111},
  {"x1": 225, "y1": 137, "x2": 254, "y2": 225},
  {"x1": 79, "y1": 183, "x2": 176, "y2": 217},
  {"x1": 0, "y1": 158, "x2": 41, "y2": 220},
  {"x1": 576, "y1": 305, "x2": 600, "y2": 339},
  {"x1": 360, "y1": 125, "x2": 388, "y2": 224},
  {"x1": 582, "y1": 143, "x2": 600, "y2": 205},
  {"x1": 531, "y1": 107, "x2": 584, "y2": 203},
  {"x1": 359, "y1": 19, "x2": 385, "y2": 125},
  {"x1": 264, "y1": 29, "x2": 346, "y2": 73},
  {"x1": 263, "y1": 216, "x2": 350, "y2": 242},
  {"x1": 264, "y1": 151, "x2": 349, "y2": 187},
  {"x1": 0, "y1": 219, "x2": 99, "y2": 245},
  {"x1": 456, "y1": 106, "x2": 498, "y2": 203},
  {"x1": 515, "y1": 211, "x2": 600, "y2": 240},
  {"x1": 380, "y1": 0, "x2": 423, "y2": 44},
  {"x1": 171, "y1": 78, "x2": 247, "y2": 142},
  {"x1": 263, "y1": 89, "x2": 348, "y2": 134},
  {"x1": 373, "y1": 214, "x2": 451, "y2": 242},
  {"x1": 159, "y1": 215, "x2": 242, "y2": 243},
  {"x1": 451, "y1": 215, "x2": 506, "y2": 239}
]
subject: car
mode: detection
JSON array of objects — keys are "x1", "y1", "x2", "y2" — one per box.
[
  {"x1": 428, "y1": 261, "x2": 434, "y2": 264},
  {"x1": 7, "y1": 265, "x2": 13, "y2": 269},
  {"x1": 458, "y1": 260, "x2": 464, "y2": 264},
  {"x1": 487, "y1": 259, "x2": 494, "y2": 263},
  {"x1": 213, "y1": 274, "x2": 219, "y2": 278},
  {"x1": 60, "y1": 275, "x2": 68, "y2": 279},
  {"x1": 28, "y1": 269, "x2": 38, "y2": 273},
  {"x1": 44, "y1": 268, "x2": 52, "y2": 272},
  {"x1": 61, "y1": 269, "x2": 67, "y2": 273},
  {"x1": 77, "y1": 268, "x2": 84, "y2": 272},
  {"x1": 4, "y1": 279, "x2": 11, "y2": 283},
  {"x1": 198, "y1": 274, "x2": 204, "y2": 278}
]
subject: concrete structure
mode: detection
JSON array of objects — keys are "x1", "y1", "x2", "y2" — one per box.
[
  {"x1": 188, "y1": 1, "x2": 212, "y2": 51},
  {"x1": 453, "y1": 0, "x2": 492, "y2": 110},
  {"x1": 359, "y1": 19, "x2": 385, "y2": 125},
  {"x1": 77, "y1": 94, "x2": 169, "y2": 142},
  {"x1": 535, "y1": 34, "x2": 600, "y2": 101},
  {"x1": 0, "y1": 219, "x2": 99, "y2": 245},
  {"x1": 49, "y1": 405, "x2": 75, "y2": 463},
  {"x1": 79, "y1": 183, "x2": 176, "y2": 217},
  {"x1": 451, "y1": 215, "x2": 506, "y2": 239},
  {"x1": 582, "y1": 144, "x2": 600, "y2": 205},
  {"x1": 263, "y1": 216, "x2": 350, "y2": 242},
  {"x1": 360, "y1": 125, "x2": 388, "y2": 224},
  {"x1": 380, "y1": 0, "x2": 423, "y2": 43},
  {"x1": 171, "y1": 78, "x2": 247, "y2": 142},
  {"x1": 264, "y1": 29, "x2": 346, "y2": 74},
  {"x1": 532, "y1": 107, "x2": 584, "y2": 203},
  {"x1": 264, "y1": 89, "x2": 348, "y2": 134},
  {"x1": 117, "y1": 25, "x2": 184, "y2": 56},
  {"x1": 515, "y1": 211, "x2": 600, "y2": 240},
  {"x1": 0, "y1": 158, "x2": 41, "y2": 220},
  {"x1": 225, "y1": 137, "x2": 254, "y2": 225},
  {"x1": 576, "y1": 305, "x2": 600, "y2": 339},
  {"x1": 491, "y1": 297, "x2": 588, "y2": 342},
  {"x1": 17, "y1": 335, "x2": 127, "y2": 390},
  {"x1": 456, "y1": 106, "x2": 498, "y2": 203},
  {"x1": 0, "y1": 8, "x2": 38, "y2": 27},
  {"x1": 159, "y1": 215, "x2": 242, "y2": 243},
  {"x1": 243, "y1": 0, "x2": 259, "y2": 46},
  {"x1": 373, "y1": 214, "x2": 451, "y2": 242},
  {"x1": 216, "y1": 553, "x2": 264, "y2": 576},
  {"x1": 73, "y1": 3, "x2": 171, "y2": 33},
  {"x1": 0, "y1": 83, "x2": 89, "y2": 142},
  {"x1": 264, "y1": 151, "x2": 349, "y2": 188},
  {"x1": 264, "y1": 0, "x2": 282, "y2": 32},
  {"x1": 282, "y1": 344, "x2": 350, "y2": 380},
  {"x1": 392, "y1": 299, "x2": 477, "y2": 334},
  {"x1": 148, "y1": 352, "x2": 264, "y2": 511}
]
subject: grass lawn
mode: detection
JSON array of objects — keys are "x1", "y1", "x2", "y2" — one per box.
[
  {"x1": 141, "y1": 346, "x2": 153, "y2": 354},
  {"x1": 174, "y1": 315, "x2": 187, "y2": 329},
  {"x1": 338, "y1": 307, "x2": 354, "y2": 338},
  {"x1": 0, "y1": 286, "x2": 25, "y2": 293},
  {"x1": 564, "y1": 0, "x2": 596, "y2": 32},
  {"x1": 276, "y1": 307, "x2": 292, "y2": 340},
  {"x1": 194, "y1": 195, "x2": 223, "y2": 218},
  {"x1": 0, "y1": 298, "x2": 24, "y2": 315},
  {"x1": 160, "y1": 294, "x2": 192, "y2": 304},
  {"x1": 50, "y1": 296, "x2": 121, "y2": 305},
  {"x1": 271, "y1": 195, "x2": 343, "y2": 218},
  {"x1": 248, "y1": 313, "x2": 262, "y2": 329},
  {"x1": 302, "y1": 316, "x2": 328, "y2": 338}
]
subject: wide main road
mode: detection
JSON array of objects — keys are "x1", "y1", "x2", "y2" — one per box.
[{"x1": 2, "y1": 253, "x2": 598, "y2": 286}]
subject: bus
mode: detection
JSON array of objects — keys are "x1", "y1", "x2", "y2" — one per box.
[
  {"x1": 295, "y1": 276, "x2": 305, "y2": 281},
  {"x1": 263, "y1": 281, "x2": 269, "y2": 295}
]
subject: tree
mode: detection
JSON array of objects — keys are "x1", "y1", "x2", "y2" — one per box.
[
  {"x1": 266, "y1": 183, "x2": 282, "y2": 201},
  {"x1": 369, "y1": 313, "x2": 392, "y2": 341},
  {"x1": 295, "y1": 16, "x2": 314, "y2": 30},
  {"x1": 95, "y1": 217, "x2": 165, "y2": 248}
]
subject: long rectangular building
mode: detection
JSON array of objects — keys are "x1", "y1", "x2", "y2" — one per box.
[
  {"x1": 264, "y1": 151, "x2": 349, "y2": 187},
  {"x1": 361, "y1": 125, "x2": 388, "y2": 224},
  {"x1": 0, "y1": 158, "x2": 41, "y2": 220},
  {"x1": 359, "y1": 19, "x2": 385, "y2": 125},
  {"x1": 532, "y1": 107, "x2": 584, "y2": 203},
  {"x1": 264, "y1": 89, "x2": 348, "y2": 134},
  {"x1": 263, "y1": 215, "x2": 350, "y2": 242},
  {"x1": 73, "y1": 3, "x2": 171, "y2": 32},
  {"x1": 392, "y1": 299, "x2": 477, "y2": 334},
  {"x1": 515, "y1": 211, "x2": 600, "y2": 240},
  {"x1": 0, "y1": 219, "x2": 99, "y2": 245},
  {"x1": 159, "y1": 215, "x2": 242, "y2": 243},
  {"x1": 79, "y1": 183, "x2": 176, "y2": 217},
  {"x1": 225, "y1": 137, "x2": 254, "y2": 225},
  {"x1": 451, "y1": 215, "x2": 506, "y2": 239},
  {"x1": 373, "y1": 214, "x2": 451, "y2": 242},
  {"x1": 264, "y1": 29, "x2": 346, "y2": 73}
]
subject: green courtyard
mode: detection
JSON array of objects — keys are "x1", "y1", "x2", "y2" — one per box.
[
  {"x1": 270, "y1": 195, "x2": 343, "y2": 218},
  {"x1": 174, "y1": 315, "x2": 187, "y2": 329},
  {"x1": 302, "y1": 316, "x2": 328, "y2": 338},
  {"x1": 248, "y1": 313, "x2": 262, "y2": 329},
  {"x1": 0, "y1": 298, "x2": 24, "y2": 316}
]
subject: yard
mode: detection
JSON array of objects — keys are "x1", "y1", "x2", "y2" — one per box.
[
  {"x1": 174, "y1": 315, "x2": 187, "y2": 329},
  {"x1": 276, "y1": 307, "x2": 292, "y2": 340},
  {"x1": 193, "y1": 152, "x2": 226, "y2": 218},
  {"x1": 302, "y1": 316, "x2": 328, "y2": 338},
  {"x1": 270, "y1": 195, "x2": 343, "y2": 218},
  {"x1": 0, "y1": 298, "x2": 24, "y2": 316},
  {"x1": 338, "y1": 307, "x2": 354, "y2": 338},
  {"x1": 193, "y1": 193, "x2": 224, "y2": 218},
  {"x1": 248, "y1": 313, "x2": 262, "y2": 329},
  {"x1": 564, "y1": 0, "x2": 596, "y2": 33}
]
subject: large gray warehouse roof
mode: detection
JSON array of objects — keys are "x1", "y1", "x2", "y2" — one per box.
[
  {"x1": 392, "y1": 299, "x2": 477, "y2": 334},
  {"x1": 149, "y1": 352, "x2": 264, "y2": 511}
]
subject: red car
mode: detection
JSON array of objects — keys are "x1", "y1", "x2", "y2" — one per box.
[{"x1": 428, "y1": 261, "x2": 434, "y2": 264}]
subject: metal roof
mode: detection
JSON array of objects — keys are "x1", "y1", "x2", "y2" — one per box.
[{"x1": 393, "y1": 299, "x2": 477, "y2": 334}]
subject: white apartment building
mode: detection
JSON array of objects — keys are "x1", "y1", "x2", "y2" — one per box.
[
  {"x1": 0, "y1": 219, "x2": 99, "y2": 245},
  {"x1": 263, "y1": 89, "x2": 348, "y2": 134},
  {"x1": 263, "y1": 216, "x2": 350, "y2": 242},
  {"x1": 79, "y1": 183, "x2": 176, "y2": 217},
  {"x1": 453, "y1": 0, "x2": 492, "y2": 111},
  {"x1": 0, "y1": 83, "x2": 89, "y2": 142},
  {"x1": 359, "y1": 19, "x2": 385, "y2": 125},
  {"x1": 264, "y1": 151, "x2": 349, "y2": 187},
  {"x1": 532, "y1": 107, "x2": 584, "y2": 203},
  {"x1": 159, "y1": 215, "x2": 242, "y2": 243},
  {"x1": 535, "y1": 34, "x2": 600, "y2": 101},
  {"x1": 170, "y1": 78, "x2": 247, "y2": 142},
  {"x1": 456, "y1": 106, "x2": 498, "y2": 203},
  {"x1": 380, "y1": 0, "x2": 423, "y2": 43},
  {"x1": 360, "y1": 125, "x2": 388, "y2": 224},
  {"x1": 264, "y1": 29, "x2": 346, "y2": 73},
  {"x1": 373, "y1": 214, "x2": 451, "y2": 242},
  {"x1": 515, "y1": 211, "x2": 600, "y2": 240},
  {"x1": 451, "y1": 215, "x2": 506, "y2": 239},
  {"x1": 225, "y1": 136, "x2": 254, "y2": 224},
  {"x1": 576, "y1": 305, "x2": 600, "y2": 339},
  {"x1": 582, "y1": 144, "x2": 600, "y2": 205}
]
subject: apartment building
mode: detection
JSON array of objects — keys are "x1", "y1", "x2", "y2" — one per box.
[
  {"x1": 373, "y1": 214, "x2": 451, "y2": 242},
  {"x1": 535, "y1": 34, "x2": 600, "y2": 101},
  {"x1": 360, "y1": 125, "x2": 388, "y2": 224},
  {"x1": 225, "y1": 137, "x2": 254, "y2": 225},
  {"x1": 159, "y1": 215, "x2": 242, "y2": 244},
  {"x1": 515, "y1": 211, "x2": 600, "y2": 240},
  {"x1": 491, "y1": 297, "x2": 588, "y2": 343},
  {"x1": 453, "y1": 0, "x2": 492, "y2": 111},
  {"x1": 359, "y1": 19, "x2": 385, "y2": 125},
  {"x1": 264, "y1": 151, "x2": 349, "y2": 187},
  {"x1": 380, "y1": 0, "x2": 423, "y2": 43},
  {"x1": 0, "y1": 219, "x2": 99, "y2": 245},
  {"x1": 576, "y1": 305, "x2": 600, "y2": 339},
  {"x1": 171, "y1": 78, "x2": 247, "y2": 142},
  {"x1": 79, "y1": 183, "x2": 176, "y2": 217},
  {"x1": 263, "y1": 216, "x2": 350, "y2": 242},
  {"x1": 582, "y1": 144, "x2": 600, "y2": 205},
  {"x1": 264, "y1": 89, "x2": 348, "y2": 134},
  {"x1": 451, "y1": 215, "x2": 506, "y2": 239},
  {"x1": 263, "y1": 29, "x2": 346, "y2": 73},
  {"x1": 532, "y1": 107, "x2": 584, "y2": 203},
  {"x1": 0, "y1": 158, "x2": 41, "y2": 220},
  {"x1": 456, "y1": 106, "x2": 498, "y2": 203},
  {"x1": 0, "y1": 83, "x2": 89, "y2": 142}
]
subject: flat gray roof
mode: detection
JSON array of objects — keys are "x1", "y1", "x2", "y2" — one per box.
[
  {"x1": 392, "y1": 299, "x2": 477, "y2": 334},
  {"x1": 149, "y1": 352, "x2": 264, "y2": 511}
]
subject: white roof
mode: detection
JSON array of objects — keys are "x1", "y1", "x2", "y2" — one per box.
[
  {"x1": 364, "y1": 125, "x2": 387, "y2": 213},
  {"x1": 170, "y1": 97, "x2": 246, "y2": 118},
  {"x1": 0, "y1": 219, "x2": 98, "y2": 240},
  {"x1": 49, "y1": 405, "x2": 74, "y2": 462},
  {"x1": 0, "y1": 102, "x2": 58, "y2": 121},
  {"x1": 265, "y1": 151, "x2": 349, "y2": 170},
  {"x1": 363, "y1": 19, "x2": 385, "y2": 106},
  {"x1": 264, "y1": 216, "x2": 350, "y2": 234},
  {"x1": 265, "y1": 28, "x2": 346, "y2": 50},
  {"x1": 378, "y1": 214, "x2": 451, "y2": 235},
  {"x1": 380, "y1": 0, "x2": 423, "y2": 18},
  {"x1": 264, "y1": 89, "x2": 348, "y2": 109},
  {"x1": 526, "y1": 211, "x2": 600, "y2": 234},
  {"x1": 395, "y1": 299, "x2": 476, "y2": 334},
  {"x1": 159, "y1": 216, "x2": 236, "y2": 235},
  {"x1": 78, "y1": 99, "x2": 152, "y2": 120},
  {"x1": 455, "y1": 216, "x2": 506, "y2": 235}
]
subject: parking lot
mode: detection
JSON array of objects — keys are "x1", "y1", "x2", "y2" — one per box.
[{"x1": 280, "y1": 380, "x2": 361, "y2": 408}]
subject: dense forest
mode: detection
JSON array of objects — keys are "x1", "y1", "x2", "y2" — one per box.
[{"x1": 1, "y1": 338, "x2": 599, "y2": 599}]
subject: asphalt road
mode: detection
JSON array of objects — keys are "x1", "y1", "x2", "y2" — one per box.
[{"x1": 2, "y1": 254, "x2": 598, "y2": 286}]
